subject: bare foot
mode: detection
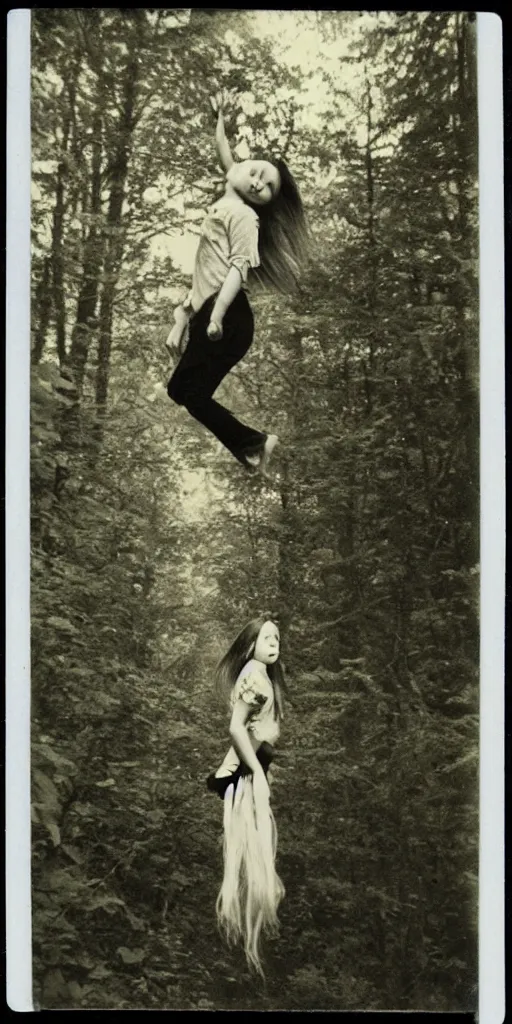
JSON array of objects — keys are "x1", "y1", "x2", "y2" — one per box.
[
  {"x1": 258, "y1": 434, "x2": 279, "y2": 478},
  {"x1": 244, "y1": 435, "x2": 279, "y2": 477}
]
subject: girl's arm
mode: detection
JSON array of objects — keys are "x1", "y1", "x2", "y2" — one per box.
[
  {"x1": 229, "y1": 699, "x2": 265, "y2": 776},
  {"x1": 215, "y1": 110, "x2": 234, "y2": 172},
  {"x1": 207, "y1": 202, "x2": 259, "y2": 338},
  {"x1": 208, "y1": 266, "x2": 243, "y2": 338},
  {"x1": 210, "y1": 91, "x2": 234, "y2": 172}
]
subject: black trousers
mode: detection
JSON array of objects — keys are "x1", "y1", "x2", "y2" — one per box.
[{"x1": 167, "y1": 290, "x2": 266, "y2": 465}]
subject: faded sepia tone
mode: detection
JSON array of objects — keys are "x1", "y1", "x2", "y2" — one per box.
[{"x1": 30, "y1": 9, "x2": 479, "y2": 1011}]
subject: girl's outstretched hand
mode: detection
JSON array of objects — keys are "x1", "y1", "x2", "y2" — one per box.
[
  {"x1": 209, "y1": 88, "x2": 236, "y2": 120},
  {"x1": 207, "y1": 319, "x2": 223, "y2": 341}
]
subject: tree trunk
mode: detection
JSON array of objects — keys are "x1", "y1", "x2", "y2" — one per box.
[
  {"x1": 364, "y1": 73, "x2": 378, "y2": 415},
  {"x1": 31, "y1": 257, "x2": 53, "y2": 365},
  {"x1": 277, "y1": 329, "x2": 305, "y2": 644},
  {"x1": 51, "y1": 129, "x2": 70, "y2": 366},
  {"x1": 93, "y1": 54, "x2": 140, "y2": 444},
  {"x1": 67, "y1": 105, "x2": 105, "y2": 392}
]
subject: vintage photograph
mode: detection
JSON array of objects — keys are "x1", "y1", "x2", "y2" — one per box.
[{"x1": 29, "y1": 8, "x2": 479, "y2": 1011}]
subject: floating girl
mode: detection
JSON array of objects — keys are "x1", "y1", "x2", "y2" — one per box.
[
  {"x1": 206, "y1": 615, "x2": 287, "y2": 975},
  {"x1": 166, "y1": 92, "x2": 308, "y2": 477}
]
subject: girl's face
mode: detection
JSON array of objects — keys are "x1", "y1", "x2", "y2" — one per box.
[
  {"x1": 227, "y1": 159, "x2": 281, "y2": 207},
  {"x1": 253, "y1": 620, "x2": 280, "y2": 664}
]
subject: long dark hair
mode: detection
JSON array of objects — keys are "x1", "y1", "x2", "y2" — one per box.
[
  {"x1": 247, "y1": 157, "x2": 309, "y2": 296},
  {"x1": 214, "y1": 614, "x2": 287, "y2": 719}
]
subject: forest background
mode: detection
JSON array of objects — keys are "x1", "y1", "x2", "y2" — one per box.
[{"x1": 30, "y1": 9, "x2": 479, "y2": 1011}]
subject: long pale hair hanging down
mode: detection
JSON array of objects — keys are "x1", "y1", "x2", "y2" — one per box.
[{"x1": 206, "y1": 615, "x2": 287, "y2": 975}]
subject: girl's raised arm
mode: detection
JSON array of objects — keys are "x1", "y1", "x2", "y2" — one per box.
[{"x1": 210, "y1": 90, "x2": 234, "y2": 172}]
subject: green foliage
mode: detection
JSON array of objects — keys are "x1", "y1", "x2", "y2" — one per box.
[{"x1": 31, "y1": 9, "x2": 478, "y2": 1012}]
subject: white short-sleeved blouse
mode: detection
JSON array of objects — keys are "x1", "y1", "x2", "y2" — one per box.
[
  {"x1": 214, "y1": 663, "x2": 280, "y2": 779},
  {"x1": 189, "y1": 197, "x2": 260, "y2": 313},
  {"x1": 230, "y1": 664, "x2": 280, "y2": 747}
]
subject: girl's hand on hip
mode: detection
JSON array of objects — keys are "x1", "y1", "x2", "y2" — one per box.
[
  {"x1": 252, "y1": 767, "x2": 270, "y2": 803},
  {"x1": 207, "y1": 319, "x2": 223, "y2": 341}
]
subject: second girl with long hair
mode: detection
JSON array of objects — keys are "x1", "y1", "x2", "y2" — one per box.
[{"x1": 206, "y1": 615, "x2": 287, "y2": 975}]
